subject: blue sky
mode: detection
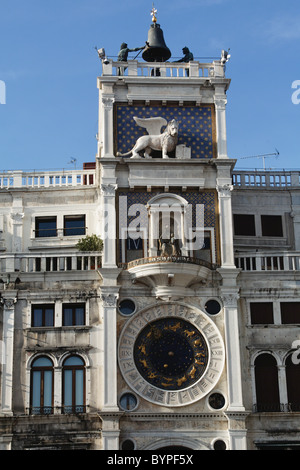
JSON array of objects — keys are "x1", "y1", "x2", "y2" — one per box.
[{"x1": 0, "y1": 0, "x2": 299, "y2": 171}]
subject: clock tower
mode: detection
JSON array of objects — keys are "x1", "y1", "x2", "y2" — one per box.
[{"x1": 97, "y1": 9, "x2": 246, "y2": 451}]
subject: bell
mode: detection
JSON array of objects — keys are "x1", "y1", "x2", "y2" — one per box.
[{"x1": 142, "y1": 23, "x2": 171, "y2": 62}]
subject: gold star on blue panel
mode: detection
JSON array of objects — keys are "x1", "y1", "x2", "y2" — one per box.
[{"x1": 115, "y1": 105, "x2": 215, "y2": 159}]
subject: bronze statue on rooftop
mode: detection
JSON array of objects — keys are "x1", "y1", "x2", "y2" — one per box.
[{"x1": 117, "y1": 43, "x2": 144, "y2": 62}]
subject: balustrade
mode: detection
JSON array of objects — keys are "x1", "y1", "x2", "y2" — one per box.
[
  {"x1": 234, "y1": 252, "x2": 300, "y2": 272},
  {"x1": 102, "y1": 59, "x2": 224, "y2": 79},
  {"x1": 0, "y1": 169, "x2": 96, "y2": 189},
  {"x1": 0, "y1": 252, "x2": 102, "y2": 274},
  {"x1": 232, "y1": 170, "x2": 300, "y2": 189}
]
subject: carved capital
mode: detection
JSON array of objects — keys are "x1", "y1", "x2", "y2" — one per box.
[
  {"x1": 102, "y1": 97, "x2": 114, "y2": 109},
  {"x1": 101, "y1": 184, "x2": 118, "y2": 196},
  {"x1": 214, "y1": 97, "x2": 227, "y2": 110},
  {"x1": 221, "y1": 292, "x2": 239, "y2": 307},
  {"x1": 10, "y1": 212, "x2": 24, "y2": 223},
  {"x1": 217, "y1": 184, "x2": 233, "y2": 197},
  {"x1": 0, "y1": 297, "x2": 17, "y2": 309},
  {"x1": 101, "y1": 293, "x2": 118, "y2": 307}
]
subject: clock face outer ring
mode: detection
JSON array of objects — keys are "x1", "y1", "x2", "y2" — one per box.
[{"x1": 118, "y1": 302, "x2": 225, "y2": 407}]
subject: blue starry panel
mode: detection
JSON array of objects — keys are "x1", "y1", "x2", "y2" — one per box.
[{"x1": 115, "y1": 105, "x2": 216, "y2": 159}]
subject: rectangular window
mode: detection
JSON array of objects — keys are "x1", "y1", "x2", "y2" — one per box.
[
  {"x1": 64, "y1": 215, "x2": 86, "y2": 236},
  {"x1": 63, "y1": 303, "x2": 85, "y2": 326},
  {"x1": 32, "y1": 305, "x2": 54, "y2": 327},
  {"x1": 261, "y1": 215, "x2": 283, "y2": 237},
  {"x1": 35, "y1": 216, "x2": 57, "y2": 238},
  {"x1": 250, "y1": 302, "x2": 274, "y2": 324},
  {"x1": 280, "y1": 302, "x2": 300, "y2": 324},
  {"x1": 233, "y1": 214, "x2": 256, "y2": 236}
]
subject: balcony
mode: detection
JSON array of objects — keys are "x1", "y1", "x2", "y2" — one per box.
[
  {"x1": 253, "y1": 403, "x2": 300, "y2": 413},
  {"x1": 0, "y1": 251, "x2": 102, "y2": 275},
  {"x1": 124, "y1": 255, "x2": 218, "y2": 300},
  {"x1": 28, "y1": 405, "x2": 88, "y2": 415},
  {"x1": 235, "y1": 251, "x2": 300, "y2": 272}
]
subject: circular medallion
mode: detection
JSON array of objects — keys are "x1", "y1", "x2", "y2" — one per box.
[{"x1": 118, "y1": 302, "x2": 225, "y2": 407}]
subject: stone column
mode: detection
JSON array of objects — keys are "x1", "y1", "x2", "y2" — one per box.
[
  {"x1": 0, "y1": 295, "x2": 17, "y2": 415},
  {"x1": 217, "y1": 183, "x2": 235, "y2": 267},
  {"x1": 278, "y1": 361, "x2": 289, "y2": 408},
  {"x1": 101, "y1": 292, "x2": 119, "y2": 412},
  {"x1": 101, "y1": 184, "x2": 118, "y2": 268},
  {"x1": 220, "y1": 285, "x2": 245, "y2": 413},
  {"x1": 214, "y1": 96, "x2": 228, "y2": 159},
  {"x1": 102, "y1": 96, "x2": 115, "y2": 158}
]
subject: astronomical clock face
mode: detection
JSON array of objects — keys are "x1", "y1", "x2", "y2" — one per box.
[
  {"x1": 118, "y1": 303, "x2": 225, "y2": 407},
  {"x1": 134, "y1": 318, "x2": 209, "y2": 391}
]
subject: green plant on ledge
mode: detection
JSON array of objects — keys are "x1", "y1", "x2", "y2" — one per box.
[{"x1": 76, "y1": 234, "x2": 103, "y2": 252}]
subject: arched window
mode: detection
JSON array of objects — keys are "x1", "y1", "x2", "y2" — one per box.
[
  {"x1": 30, "y1": 356, "x2": 54, "y2": 415},
  {"x1": 285, "y1": 354, "x2": 300, "y2": 411},
  {"x1": 254, "y1": 354, "x2": 280, "y2": 412},
  {"x1": 62, "y1": 355, "x2": 86, "y2": 414}
]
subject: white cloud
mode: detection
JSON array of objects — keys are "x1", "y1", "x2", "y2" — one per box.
[{"x1": 264, "y1": 15, "x2": 300, "y2": 41}]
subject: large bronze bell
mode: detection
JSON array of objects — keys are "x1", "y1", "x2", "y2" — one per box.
[{"x1": 142, "y1": 23, "x2": 171, "y2": 62}]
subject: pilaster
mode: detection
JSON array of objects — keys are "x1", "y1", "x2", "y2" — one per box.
[
  {"x1": 101, "y1": 96, "x2": 115, "y2": 158},
  {"x1": 214, "y1": 93, "x2": 228, "y2": 159},
  {"x1": 101, "y1": 290, "x2": 119, "y2": 412},
  {"x1": 218, "y1": 268, "x2": 245, "y2": 413},
  {"x1": 101, "y1": 183, "x2": 118, "y2": 268},
  {"x1": 216, "y1": 182, "x2": 235, "y2": 267},
  {"x1": 0, "y1": 293, "x2": 17, "y2": 416}
]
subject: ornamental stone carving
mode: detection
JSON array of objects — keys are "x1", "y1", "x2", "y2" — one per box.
[
  {"x1": 101, "y1": 293, "x2": 118, "y2": 307},
  {"x1": 221, "y1": 292, "x2": 240, "y2": 307},
  {"x1": 214, "y1": 97, "x2": 227, "y2": 110},
  {"x1": 216, "y1": 184, "x2": 233, "y2": 197},
  {"x1": 0, "y1": 298, "x2": 17, "y2": 309},
  {"x1": 102, "y1": 97, "x2": 114, "y2": 109},
  {"x1": 101, "y1": 184, "x2": 118, "y2": 196}
]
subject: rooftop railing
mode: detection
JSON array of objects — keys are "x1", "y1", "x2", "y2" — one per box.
[
  {"x1": 0, "y1": 169, "x2": 96, "y2": 189},
  {"x1": 232, "y1": 170, "x2": 300, "y2": 189},
  {"x1": 101, "y1": 59, "x2": 225, "y2": 79},
  {"x1": 234, "y1": 251, "x2": 300, "y2": 272}
]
